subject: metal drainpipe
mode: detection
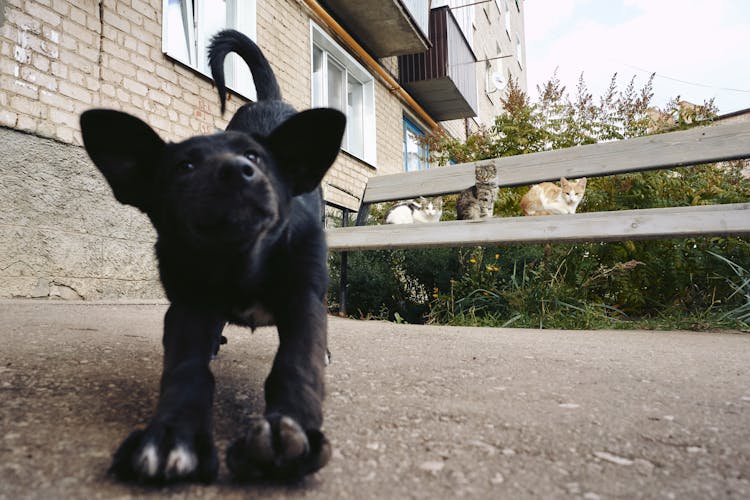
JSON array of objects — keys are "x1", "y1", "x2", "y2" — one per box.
[{"x1": 300, "y1": 0, "x2": 442, "y2": 133}]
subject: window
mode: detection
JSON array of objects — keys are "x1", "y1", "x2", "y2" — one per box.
[
  {"x1": 485, "y1": 60, "x2": 494, "y2": 94},
  {"x1": 403, "y1": 117, "x2": 429, "y2": 172},
  {"x1": 311, "y1": 24, "x2": 376, "y2": 164},
  {"x1": 516, "y1": 34, "x2": 523, "y2": 69},
  {"x1": 163, "y1": 0, "x2": 256, "y2": 100}
]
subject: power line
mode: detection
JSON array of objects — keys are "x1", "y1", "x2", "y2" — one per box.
[{"x1": 619, "y1": 62, "x2": 750, "y2": 93}]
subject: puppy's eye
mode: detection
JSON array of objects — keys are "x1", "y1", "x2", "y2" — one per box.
[
  {"x1": 244, "y1": 152, "x2": 259, "y2": 164},
  {"x1": 177, "y1": 160, "x2": 194, "y2": 172}
]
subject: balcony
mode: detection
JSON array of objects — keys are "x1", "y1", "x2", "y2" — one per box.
[
  {"x1": 319, "y1": 0, "x2": 431, "y2": 57},
  {"x1": 398, "y1": 6, "x2": 478, "y2": 121}
]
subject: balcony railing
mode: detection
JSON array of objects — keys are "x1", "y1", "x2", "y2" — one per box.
[{"x1": 398, "y1": 6, "x2": 478, "y2": 121}]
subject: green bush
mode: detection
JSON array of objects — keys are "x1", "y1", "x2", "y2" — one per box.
[
  {"x1": 426, "y1": 237, "x2": 750, "y2": 329},
  {"x1": 329, "y1": 247, "x2": 462, "y2": 323},
  {"x1": 330, "y1": 73, "x2": 750, "y2": 330}
]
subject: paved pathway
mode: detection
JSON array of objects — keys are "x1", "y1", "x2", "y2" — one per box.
[{"x1": 1, "y1": 301, "x2": 749, "y2": 499}]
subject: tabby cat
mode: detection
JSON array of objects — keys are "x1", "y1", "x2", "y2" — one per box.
[
  {"x1": 384, "y1": 196, "x2": 444, "y2": 224},
  {"x1": 456, "y1": 164, "x2": 498, "y2": 220},
  {"x1": 520, "y1": 177, "x2": 587, "y2": 216}
]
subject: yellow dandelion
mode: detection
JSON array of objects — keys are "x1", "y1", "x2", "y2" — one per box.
[
  {"x1": 494, "y1": 253, "x2": 500, "y2": 260},
  {"x1": 469, "y1": 258, "x2": 477, "y2": 264}
]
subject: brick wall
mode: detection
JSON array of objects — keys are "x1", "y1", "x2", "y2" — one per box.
[
  {"x1": 0, "y1": 0, "x2": 254, "y2": 142},
  {"x1": 0, "y1": 0, "x2": 415, "y2": 299}
]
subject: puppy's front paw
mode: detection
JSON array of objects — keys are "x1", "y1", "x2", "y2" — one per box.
[
  {"x1": 226, "y1": 414, "x2": 331, "y2": 481},
  {"x1": 109, "y1": 424, "x2": 218, "y2": 483}
]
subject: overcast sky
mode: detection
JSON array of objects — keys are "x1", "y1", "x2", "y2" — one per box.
[{"x1": 523, "y1": 0, "x2": 750, "y2": 115}]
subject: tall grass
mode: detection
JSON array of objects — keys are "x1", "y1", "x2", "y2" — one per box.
[{"x1": 710, "y1": 251, "x2": 750, "y2": 327}]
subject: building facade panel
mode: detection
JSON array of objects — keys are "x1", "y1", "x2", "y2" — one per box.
[{"x1": 427, "y1": 0, "x2": 526, "y2": 139}]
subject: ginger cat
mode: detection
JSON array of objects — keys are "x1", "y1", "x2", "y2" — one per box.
[{"x1": 520, "y1": 177, "x2": 587, "y2": 216}]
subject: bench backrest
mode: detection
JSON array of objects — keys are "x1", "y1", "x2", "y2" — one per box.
[
  {"x1": 361, "y1": 120, "x2": 750, "y2": 204},
  {"x1": 328, "y1": 120, "x2": 750, "y2": 251}
]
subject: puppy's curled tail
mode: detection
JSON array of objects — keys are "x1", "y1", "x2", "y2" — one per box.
[{"x1": 208, "y1": 29, "x2": 282, "y2": 113}]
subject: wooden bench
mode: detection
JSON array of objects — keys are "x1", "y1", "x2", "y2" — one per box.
[{"x1": 326, "y1": 120, "x2": 750, "y2": 314}]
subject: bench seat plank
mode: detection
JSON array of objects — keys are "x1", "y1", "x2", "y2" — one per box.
[{"x1": 328, "y1": 203, "x2": 750, "y2": 251}]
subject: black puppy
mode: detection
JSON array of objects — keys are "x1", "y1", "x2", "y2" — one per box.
[{"x1": 79, "y1": 30, "x2": 345, "y2": 483}]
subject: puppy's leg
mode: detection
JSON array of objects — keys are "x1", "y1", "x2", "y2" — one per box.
[
  {"x1": 109, "y1": 303, "x2": 223, "y2": 483},
  {"x1": 227, "y1": 292, "x2": 330, "y2": 481}
]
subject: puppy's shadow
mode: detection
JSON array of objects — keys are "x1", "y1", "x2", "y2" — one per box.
[
  {"x1": 91, "y1": 329, "x2": 319, "y2": 492},
  {"x1": 99, "y1": 338, "x2": 274, "y2": 439},
  {"x1": 209, "y1": 340, "x2": 272, "y2": 444},
  {"x1": 195, "y1": 332, "x2": 327, "y2": 491}
]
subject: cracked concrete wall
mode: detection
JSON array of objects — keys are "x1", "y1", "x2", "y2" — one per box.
[{"x1": 0, "y1": 126, "x2": 163, "y2": 299}]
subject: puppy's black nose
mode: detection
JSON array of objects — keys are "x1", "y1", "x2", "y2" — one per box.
[
  {"x1": 239, "y1": 162, "x2": 254, "y2": 180},
  {"x1": 219, "y1": 157, "x2": 255, "y2": 184}
]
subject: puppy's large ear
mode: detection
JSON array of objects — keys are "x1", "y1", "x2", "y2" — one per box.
[
  {"x1": 80, "y1": 109, "x2": 165, "y2": 210},
  {"x1": 266, "y1": 109, "x2": 346, "y2": 195}
]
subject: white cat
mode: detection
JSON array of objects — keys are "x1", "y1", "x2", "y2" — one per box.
[{"x1": 384, "y1": 196, "x2": 443, "y2": 224}]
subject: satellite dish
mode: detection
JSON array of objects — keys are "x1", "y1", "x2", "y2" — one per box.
[{"x1": 491, "y1": 72, "x2": 506, "y2": 90}]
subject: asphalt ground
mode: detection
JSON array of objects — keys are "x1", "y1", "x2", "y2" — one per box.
[{"x1": 1, "y1": 300, "x2": 749, "y2": 499}]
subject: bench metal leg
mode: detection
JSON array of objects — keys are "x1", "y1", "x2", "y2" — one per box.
[
  {"x1": 355, "y1": 203, "x2": 371, "y2": 226},
  {"x1": 339, "y1": 208, "x2": 350, "y2": 317}
]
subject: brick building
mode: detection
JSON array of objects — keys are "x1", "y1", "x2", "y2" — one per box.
[{"x1": 0, "y1": 0, "x2": 525, "y2": 299}]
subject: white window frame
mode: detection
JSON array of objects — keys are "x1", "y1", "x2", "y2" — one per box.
[
  {"x1": 310, "y1": 22, "x2": 376, "y2": 166},
  {"x1": 162, "y1": 0, "x2": 257, "y2": 101}
]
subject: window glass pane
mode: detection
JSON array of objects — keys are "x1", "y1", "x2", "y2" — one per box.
[
  {"x1": 516, "y1": 35, "x2": 523, "y2": 67},
  {"x1": 203, "y1": 0, "x2": 228, "y2": 34},
  {"x1": 166, "y1": 0, "x2": 191, "y2": 63},
  {"x1": 404, "y1": 118, "x2": 428, "y2": 172},
  {"x1": 198, "y1": 0, "x2": 228, "y2": 74},
  {"x1": 311, "y1": 24, "x2": 375, "y2": 164},
  {"x1": 164, "y1": 0, "x2": 256, "y2": 99},
  {"x1": 347, "y1": 75, "x2": 364, "y2": 157},
  {"x1": 327, "y1": 58, "x2": 346, "y2": 113},
  {"x1": 404, "y1": 121, "x2": 422, "y2": 172},
  {"x1": 505, "y1": 1, "x2": 511, "y2": 33},
  {"x1": 405, "y1": 128, "x2": 421, "y2": 172},
  {"x1": 312, "y1": 46, "x2": 324, "y2": 107}
]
